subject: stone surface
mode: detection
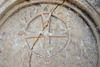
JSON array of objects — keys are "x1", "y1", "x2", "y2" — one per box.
[
  {"x1": 87, "y1": 0, "x2": 100, "y2": 14},
  {"x1": 0, "y1": 3, "x2": 98, "y2": 67}
]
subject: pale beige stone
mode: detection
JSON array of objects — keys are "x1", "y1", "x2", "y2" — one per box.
[{"x1": 0, "y1": 0, "x2": 99, "y2": 67}]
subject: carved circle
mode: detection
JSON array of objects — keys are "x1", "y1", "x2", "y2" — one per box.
[
  {"x1": 24, "y1": 12, "x2": 70, "y2": 57},
  {"x1": 0, "y1": 1, "x2": 99, "y2": 67}
]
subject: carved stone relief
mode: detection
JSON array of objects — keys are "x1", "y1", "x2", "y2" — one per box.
[{"x1": 0, "y1": 2, "x2": 98, "y2": 67}]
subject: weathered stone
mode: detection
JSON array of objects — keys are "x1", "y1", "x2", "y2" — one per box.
[{"x1": 0, "y1": 0, "x2": 100, "y2": 67}]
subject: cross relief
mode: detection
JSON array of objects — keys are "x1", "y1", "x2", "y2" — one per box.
[{"x1": 24, "y1": 12, "x2": 69, "y2": 55}]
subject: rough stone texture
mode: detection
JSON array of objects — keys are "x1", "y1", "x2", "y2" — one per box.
[
  {"x1": 87, "y1": 0, "x2": 100, "y2": 14},
  {"x1": 0, "y1": 0, "x2": 99, "y2": 67}
]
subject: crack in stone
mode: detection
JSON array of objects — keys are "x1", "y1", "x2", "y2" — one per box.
[
  {"x1": 29, "y1": 1, "x2": 66, "y2": 67},
  {"x1": 31, "y1": 33, "x2": 42, "y2": 50},
  {"x1": 29, "y1": 52, "x2": 32, "y2": 67}
]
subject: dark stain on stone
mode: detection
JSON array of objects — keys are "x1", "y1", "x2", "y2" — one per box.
[
  {"x1": 84, "y1": 56, "x2": 88, "y2": 59},
  {"x1": 26, "y1": 0, "x2": 30, "y2": 2},
  {"x1": 34, "y1": 3, "x2": 41, "y2": 7},
  {"x1": 89, "y1": 61, "x2": 94, "y2": 67},
  {"x1": 94, "y1": 0, "x2": 100, "y2": 8},
  {"x1": 97, "y1": 1, "x2": 100, "y2": 8},
  {"x1": 0, "y1": 38, "x2": 3, "y2": 41},
  {"x1": 0, "y1": 51, "x2": 1, "y2": 53},
  {"x1": 2, "y1": 32, "x2": 5, "y2": 36},
  {"x1": 44, "y1": 7, "x2": 48, "y2": 11}
]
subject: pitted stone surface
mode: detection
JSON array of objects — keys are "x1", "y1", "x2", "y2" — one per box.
[{"x1": 0, "y1": 3, "x2": 98, "y2": 67}]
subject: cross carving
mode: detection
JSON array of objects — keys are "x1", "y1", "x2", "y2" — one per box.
[{"x1": 25, "y1": 12, "x2": 69, "y2": 50}]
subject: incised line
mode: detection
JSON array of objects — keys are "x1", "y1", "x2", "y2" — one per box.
[{"x1": 29, "y1": 1, "x2": 66, "y2": 67}]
